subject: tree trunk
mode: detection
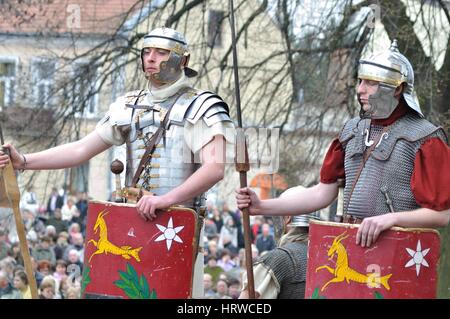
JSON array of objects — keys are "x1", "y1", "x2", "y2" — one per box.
[{"x1": 379, "y1": 0, "x2": 449, "y2": 127}]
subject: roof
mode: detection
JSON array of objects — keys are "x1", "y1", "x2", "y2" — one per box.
[{"x1": 0, "y1": 0, "x2": 144, "y2": 35}]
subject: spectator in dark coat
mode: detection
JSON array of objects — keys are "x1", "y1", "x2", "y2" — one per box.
[
  {"x1": 45, "y1": 209, "x2": 68, "y2": 234},
  {"x1": 47, "y1": 187, "x2": 65, "y2": 217},
  {"x1": 255, "y1": 223, "x2": 276, "y2": 254},
  {"x1": 32, "y1": 236, "x2": 56, "y2": 266}
]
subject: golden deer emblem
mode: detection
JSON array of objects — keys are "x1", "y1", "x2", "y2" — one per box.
[
  {"x1": 88, "y1": 210, "x2": 143, "y2": 263},
  {"x1": 315, "y1": 231, "x2": 392, "y2": 291}
]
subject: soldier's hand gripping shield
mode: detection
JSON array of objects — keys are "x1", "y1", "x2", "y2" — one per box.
[{"x1": 305, "y1": 220, "x2": 440, "y2": 299}]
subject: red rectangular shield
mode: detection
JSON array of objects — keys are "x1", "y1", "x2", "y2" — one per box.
[
  {"x1": 305, "y1": 220, "x2": 440, "y2": 299},
  {"x1": 81, "y1": 201, "x2": 198, "y2": 299}
]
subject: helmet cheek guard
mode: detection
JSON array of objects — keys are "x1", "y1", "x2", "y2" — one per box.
[{"x1": 359, "y1": 84, "x2": 398, "y2": 120}]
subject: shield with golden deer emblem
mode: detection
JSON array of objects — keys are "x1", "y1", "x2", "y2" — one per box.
[
  {"x1": 305, "y1": 220, "x2": 440, "y2": 299},
  {"x1": 81, "y1": 200, "x2": 198, "y2": 299}
]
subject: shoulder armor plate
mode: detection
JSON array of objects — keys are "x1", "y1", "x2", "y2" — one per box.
[{"x1": 169, "y1": 90, "x2": 230, "y2": 127}]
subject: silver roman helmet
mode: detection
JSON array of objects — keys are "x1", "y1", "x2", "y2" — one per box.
[
  {"x1": 358, "y1": 39, "x2": 423, "y2": 119},
  {"x1": 141, "y1": 27, "x2": 198, "y2": 85},
  {"x1": 288, "y1": 213, "x2": 321, "y2": 228}
]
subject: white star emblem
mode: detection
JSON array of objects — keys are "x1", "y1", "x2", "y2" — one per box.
[
  {"x1": 405, "y1": 240, "x2": 430, "y2": 277},
  {"x1": 154, "y1": 217, "x2": 184, "y2": 251}
]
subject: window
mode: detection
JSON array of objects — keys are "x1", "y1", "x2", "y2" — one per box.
[
  {"x1": 0, "y1": 58, "x2": 17, "y2": 108},
  {"x1": 70, "y1": 62, "x2": 99, "y2": 118},
  {"x1": 207, "y1": 10, "x2": 224, "y2": 48},
  {"x1": 31, "y1": 58, "x2": 56, "y2": 108}
]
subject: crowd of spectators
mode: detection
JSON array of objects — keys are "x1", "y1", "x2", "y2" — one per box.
[
  {"x1": 201, "y1": 200, "x2": 277, "y2": 299},
  {"x1": 0, "y1": 186, "x2": 279, "y2": 299},
  {"x1": 0, "y1": 186, "x2": 87, "y2": 299}
]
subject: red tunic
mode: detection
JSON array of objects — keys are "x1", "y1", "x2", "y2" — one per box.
[{"x1": 320, "y1": 105, "x2": 450, "y2": 211}]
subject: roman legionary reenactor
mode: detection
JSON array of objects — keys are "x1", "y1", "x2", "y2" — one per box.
[
  {"x1": 0, "y1": 27, "x2": 235, "y2": 298},
  {"x1": 236, "y1": 40, "x2": 449, "y2": 298}
]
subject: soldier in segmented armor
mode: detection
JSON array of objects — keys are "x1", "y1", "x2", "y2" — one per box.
[
  {"x1": 0, "y1": 27, "x2": 235, "y2": 298},
  {"x1": 240, "y1": 186, "x2": 320, "y2": 299},
  {"x1": 96, "y1": 27, "x2": 234, "y2": 214},
  {"x1": 236, "y1": 40, "x2": 449, "y2": 250}
]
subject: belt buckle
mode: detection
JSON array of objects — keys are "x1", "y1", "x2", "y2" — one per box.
[
  {"x1": 345, "y1": 215, "x2": 359, "y2": 224},
  {"x1": 351, "y1": 215, "x2": 361, "y2": 224}
]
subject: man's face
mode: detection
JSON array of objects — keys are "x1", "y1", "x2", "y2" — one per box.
[
  {"x1": 203, "y1": 274, "x2": 213, "y2": 290},
  {"x1": 216, "y1": 280, "x2": 228, "y2": 295},
  {"x1": 228, "y1": 284, "x2": 240, "y2": 299},
  {"x1": 262, "y1": 224, "x2": 270, "y2": 236},
  {"x1": 42, "y1": 287, "x2": 55, "y2": 299},
  {"x1": 208, "y1": 258, "x2": 217, "y2": 267},
  {"x1": 357, "y1": 79, "x2": 379, "y2": 111},
  {"x1": 68, "y1": 251, "x2": 79, "y2": 263},
  {"x1": 73, "y1": 234, "x2": 84, "y2": 246},
  {"x1": 208, "y1": 242, "x2": 217, "y2": 252},
  {"x1": 142, "y1": 47, "x2": 171, "y2": 87}
]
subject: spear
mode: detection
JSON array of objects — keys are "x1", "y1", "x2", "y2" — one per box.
[
  {"x1": 0, "y1": 122, "x2": 38, "y2": 299},
  {"x1": 229, "y1": 0, "x2": 255, "y2": 299}
]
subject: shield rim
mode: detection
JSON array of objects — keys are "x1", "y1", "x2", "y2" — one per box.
[{"x1": 309, "y1": 219, "x2": 440, "y2": 236}]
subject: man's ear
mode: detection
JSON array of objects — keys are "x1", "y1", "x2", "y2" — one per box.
[
  {"x1": 394, "y1": 83, "x2": 406, "y2": 98},
  {"x1": 182, "y1": 53, "x2": 190, "y2": 68}
]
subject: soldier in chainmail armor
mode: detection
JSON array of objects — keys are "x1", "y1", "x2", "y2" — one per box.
[
  {"x1": 0, "y1": 27, "x2": 235, "y2": 298},
  {"x1": 236, "y1": 40, "x2": 449, "y2": 250}
]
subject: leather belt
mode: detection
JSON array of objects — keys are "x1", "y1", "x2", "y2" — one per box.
[{"x1": 343, "y1": 215, "x2": 364, "y2": 224}]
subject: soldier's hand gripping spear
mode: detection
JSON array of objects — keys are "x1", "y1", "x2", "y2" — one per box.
[
  {"x1": 0, "y1": 123, "x2": 39, "y2": 299},
  {"x1": 229, "y1": 0, "x2": 256, "y2": 299}
]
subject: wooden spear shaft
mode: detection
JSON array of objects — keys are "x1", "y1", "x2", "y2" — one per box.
[
  {"x1": 235, "y1": 130, "x2": 255, "y2": 298},
  {"x1": 0, "y1": 141, "x2": 38, "y2": 299},
  {"x1": 3, "y1": 165, "x2": 39, "y2": 299},
  {"x1": 229, "y1": 0, "x2": 255, "y2": 299}
]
